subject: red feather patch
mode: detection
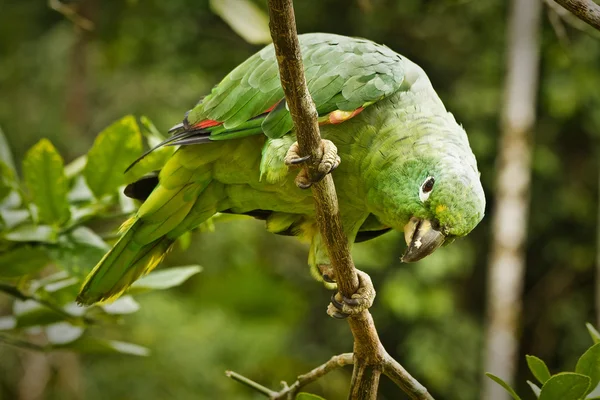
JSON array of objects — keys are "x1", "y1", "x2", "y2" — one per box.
[
  {"x1": 263, "y1": 101, "x2": 281, "y2": 114},
  {"x1": 194, "y1": 119, "x2": 222, "y2": 129}
]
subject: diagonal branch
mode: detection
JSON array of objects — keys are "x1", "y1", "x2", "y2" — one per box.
[
  {"x1": 266, "y1": 1, "x2": 433, "y2": 399},
  {"x1": 0, "y1": 282, "x2": 95, "y2": 325},
  {"x1": 553, "y1": 0, "x2": 600, "y2": 31},
  {"x1": 48, "y1": 0, "x2": 94, "y2": 31},
  {"x1": 273, "y1": 353, "x2": 354, "y2": 399},
  {"x1": 227, "y1": 353, "x2": 354, "y2": 399}
]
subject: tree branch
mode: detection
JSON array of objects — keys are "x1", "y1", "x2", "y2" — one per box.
[
  {"x1": 553, "y1": 0, "x2": 600, "y2": 31},
  {"x1": 227, "y1": 353, "x2": 354, "y2": 399},
  {"x1": 0, "y1": 333, "x2": 48, "y2": 352},
  {"x1": 48, "y1": 0, "x2": 94, "y2": 31},
  {"x1": 225, "y1": 370, "x2": 278, "y2": 397},
  {"x1": 273, "y1": 353, "x2": 354, "y2": 399},
  {"x1": 266, "y1": 1, "x2": 433, "y2": 399},
  {"x1": 0, "y1": 282, "x2": 95, "y2": 325}
]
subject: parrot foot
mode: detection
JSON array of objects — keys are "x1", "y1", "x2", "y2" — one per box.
[
  {"x1": 284, "y1": 139, "x2": 341, "y2": 189},
  {"x1": 327, "y1": 269, "x2": 375, "y2": 319}
]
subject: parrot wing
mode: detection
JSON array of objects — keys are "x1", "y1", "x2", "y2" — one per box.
[{"x1": 127, "y1": 33, "x2": 405, "y2": 171}]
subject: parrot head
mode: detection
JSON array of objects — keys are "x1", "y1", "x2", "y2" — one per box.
[{"x1": 397, "y1": 146, "x2": 486, "y2": 263}]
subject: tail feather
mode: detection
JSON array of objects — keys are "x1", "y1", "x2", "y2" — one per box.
[{"x1": 77, "y1": 224, "x2": 173, "y2": 305}]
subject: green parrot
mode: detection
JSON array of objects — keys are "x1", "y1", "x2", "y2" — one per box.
[{"x1": 77, "y1": 33, "x2": 485, "y2": 316}]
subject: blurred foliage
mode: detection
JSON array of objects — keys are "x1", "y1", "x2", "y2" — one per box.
[
  {"x1": 487, "y1": 325, "x2": 600, "y2": 399},
  {"x1": 0, "y1": 0, "x2": 599, "y2": 399},
  {"x1": 0, "y1": 117, "x2": 202, "y2": 392}
]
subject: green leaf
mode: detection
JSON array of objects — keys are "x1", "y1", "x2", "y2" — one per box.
[
  {"x1": 59, "y1": 335, "x2": 149, "y2": 356},
  {"x1": 539, "y1": 373, "x2": 590, "y2": 400},
  {"x1": 527, "y1": 380, "x2": 541, "y2": 398},
  {"x1": 124, "y1": 117, "x2": 173, "y2": 185},
  {"x1": 33, "y1": 272, "x2": 80, "y2": 306},
  {"x1": 0, "y1": 208, "x2": 30, "y2": 229},
  {"x1": 587, "y1": 323, "x2": 600, "y2": 344},
  {"x1": 0, "y1": 245, "x2": 50, "y2": 278},
  {"x1": 527, "y1": 355, "x2": 552, "y2": 384},
  {"x1": 46, "y1": 322, "x2": 84, "y2": 345},
  {"x1": 84, "y1": 115, "x2": 143, "y2": 198},
  {"x1": 139, "y1": 115, "x2": 167, "y2": 142},
  {"x1": 49, "y1": 227, "x2": 109, "y2": 277},
  {"x1": 0, "y1": 316, "x2": 16, "y2": 330},
  {"x1": 67, "y1": 226, "x2": 110, "y2": 250},
  {"x1": 13, "y1": 300, "x2": 68, "y2": 328},
  {"x1": 101, "y1": 296, "x2": 140, "y2": 314},
  {"x1": 209, "y1": 0, "x2": 271, "y2": 45},
  {"x1": 22, "y1": 139, "x2": 71, "y2": 225},
  {"x1": 296, "y1": 394, "x2": 326, "y2": 400},
  {"x1": 4, "y1": 224, "x2": 58, "y2": 243},
  {"x1": 129, "y1": 265, "x2": 202, "y2": 293},
  {"x1": 67, "y1": 175, "x2": 94, "y2": 203},
  {"x1": 64, "y1": 155, "x2": 87, "y2": 179},
  {"x1": 485, "y1": 373, "x2": 522, "y2": 400},
  {"x1": 576, "y1": 343, "x2": 600, "y2": 396},
  {"x1": 0, "y1": 161, "x2": 16, "y2": 202},
  {"x1": 0, "y1": 126, "x2": 17, "y2": 172}
]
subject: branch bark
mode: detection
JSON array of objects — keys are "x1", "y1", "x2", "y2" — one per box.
[
  {"x1": 553, "y1": 0, "x2": 600, "y2": 31},
  {"x1": 266, "y1": 1, "x2": 433, "y2": 399}
]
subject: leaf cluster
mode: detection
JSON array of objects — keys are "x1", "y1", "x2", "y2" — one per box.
[
  {"x1": 0, "y1": 116, "x2": 197, "y2": 356},
  {"x1": 487, "y1": 323, "x2": 600, "y2": 400}
]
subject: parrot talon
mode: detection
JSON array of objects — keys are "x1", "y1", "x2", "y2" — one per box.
[
  {"x1": 285, "y1": 139, "x2": 340, "y2": 189},
  {"x1": 288, "y1": 154, "x2": 311, "y2": 165},
  {"x1": 342, "y1": 296, "x2": 360, "y2": 306},
  {"x1": 331, "y1": 311, "x2": 350, "y2": 319},
  {"x1": 330, "y1": 293, "x2": 344, "y2": 310},
  {"x1": 326, "y1": 269, "x2": 375, "y2": 318}
]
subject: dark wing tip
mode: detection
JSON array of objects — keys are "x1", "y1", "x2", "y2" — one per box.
[{"x1": 124, "y1": 173, "x2": 160, "y2": 202}]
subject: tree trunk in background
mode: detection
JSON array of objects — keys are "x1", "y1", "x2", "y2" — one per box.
[
  {"x1": 18, "y1": 335, "x2": 51, "y2": 400},
  {"x1": 482, "y1": 0, "x2": 542, "y2": 399}
]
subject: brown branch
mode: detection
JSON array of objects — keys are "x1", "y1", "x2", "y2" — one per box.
[
  {"x1": 225, "y1": 370, "x2": 278, "y2": 397},
  {"x1": 0, "y1": 283, "x2": 95, "y2": 325},
  {"x1": 266, "y1": 1, "x2": 433, "y2": 399},
  {"x1": 48, "y1": 0, "x2": 94, "y2": 31},
  {"x1": 273, "y1": 353, "x2": 354, "y2": 399},
  {"x1": 553, "y1": 0, "x2": 600, "y2": 31},
  {"x1": 227, "y1": 353, "x2": 354, "y2": 399},
  {"x1": 0, "y1": 333, "x2": 48, "y2": 352}
]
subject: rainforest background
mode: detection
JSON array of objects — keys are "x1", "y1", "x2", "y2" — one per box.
[{"x1": 1, "y1": 0, "x2": 600, "y2": 399}]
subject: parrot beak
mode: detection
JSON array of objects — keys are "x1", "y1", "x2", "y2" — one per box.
[{"x1": 401, "y1": 217, "x2": 445, "y2": 263}]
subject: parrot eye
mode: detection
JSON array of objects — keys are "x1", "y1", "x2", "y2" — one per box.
[{"x1": 419, "y1": 176, "x2": 435, "y2": 202}]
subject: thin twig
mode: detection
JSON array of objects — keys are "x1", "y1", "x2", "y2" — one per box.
[
  {"x1": 553, "y1": 0, "x2": 600, "y2": 31},
  {"x1": 225, "y1": 370, "x2": 278, "y2": 398},
  {"x1": 272, "y1": 353, "x2": 354, "y2": 399},
  {"x1": 0, "y1": 333, "x2": 48, "y2": 352},
  {"x1": 547, "y1": 5, "x2": 571, "y2": 46},
  {"x1": 226, "y1": 354, "x2": 354, "y2": 399},
  {"x1": 265, "y1": 1, "x2": 433, "y2": 399},
  {"x1": 0, "y1": 282, "x2": 94, "y2": 325},
  {"x1": 48, "y1": 0, "x2": 94, "y2": 31}
]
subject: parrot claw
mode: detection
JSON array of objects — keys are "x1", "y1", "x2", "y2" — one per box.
[
  {"x1": 326, "y1": 269, "x2": 375, "y2": 318},
  {"x1": 285, "y1": 140, "x2": 341, "y2": 189}
]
